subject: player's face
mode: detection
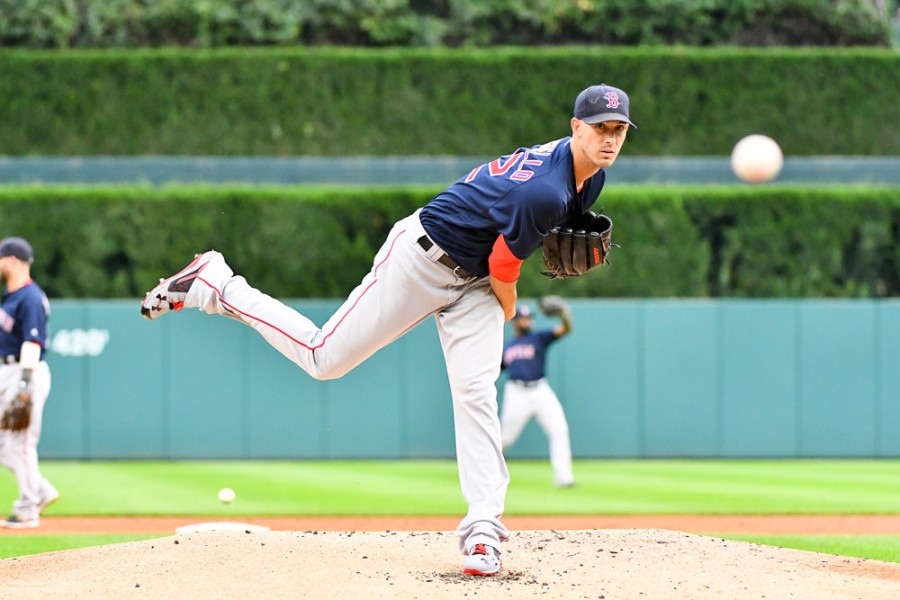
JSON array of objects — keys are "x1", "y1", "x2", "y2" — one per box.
[
  {"x1": 572, "y1": 119, "x2": 629, "y2": 171},
  {"x1": 513, "y1": 317, "x2": 532, "y2": 334}
]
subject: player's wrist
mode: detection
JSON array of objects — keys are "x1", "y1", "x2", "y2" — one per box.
[{"x1": 18, "y1": 368, "x2": 33, "y2": 391}]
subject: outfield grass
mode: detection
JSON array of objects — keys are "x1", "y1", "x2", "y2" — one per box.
[
  {"x1": 4, "y1": 459, "x2": 898, "y2": 516},
  {"x1": 1, "y1": 459, "x2": 898, "y2": 562}
]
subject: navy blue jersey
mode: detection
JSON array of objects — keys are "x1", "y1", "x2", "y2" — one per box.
[
  {"x1": 0, "y1": 281, "x2": 50, "y2": 359},
  {"x1": 420, "y1": 137, "x2": 606, "y2": 277},
  {"x1": 502, "y1": 329, "x2": 557, "y2": 381}
]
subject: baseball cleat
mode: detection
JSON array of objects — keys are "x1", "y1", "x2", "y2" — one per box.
[
  {"x1": 463, "y1": 543, "x2": 502, "y2": 576},
  {"x1": 38, "y1": 487, "x2": 60, "y2": 514},
  {"x1": 1, "y1": 514, "x2": 39, "y2": 529},
  {"x1": 140, "y1": 251, "x2": 223, "y2": 320}
]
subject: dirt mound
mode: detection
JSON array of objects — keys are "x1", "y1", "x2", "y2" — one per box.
[
  {"x1": 1, "y1": 529, "x2": 899, "y2": 599},
  {"x1": 16, "y1": 514, "x2": 900, "y2": 535}
]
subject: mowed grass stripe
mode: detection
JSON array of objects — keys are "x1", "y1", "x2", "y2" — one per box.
[
  {"x1": 506, "y1": 460, "x2": 900, "y2": 514},
  {"x1": 2, "y1": 459, "x2": 898, "y2": 516}
]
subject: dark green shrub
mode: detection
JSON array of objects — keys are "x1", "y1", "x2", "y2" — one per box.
[
  {"x1": 0, "y1": 0, "x2": 890, "y2": 48},
  {"x1": 3, "y1": 184, "x2": 898, "y2": 300},
  {"x1": 0, "y1": 47, "x2": 898, "y2": 156}
]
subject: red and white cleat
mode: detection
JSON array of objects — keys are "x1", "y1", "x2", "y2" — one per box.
[
  {"x1": 140, "y1": 251, "x2": 228, "y2": 320},
  {"x1": 463, "y1": 543, "x2": 502, "y2": 576}
]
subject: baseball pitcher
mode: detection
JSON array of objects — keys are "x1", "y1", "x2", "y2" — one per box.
[{"x1": 140, "y1": 83, "x2": 634, "y2": 575}]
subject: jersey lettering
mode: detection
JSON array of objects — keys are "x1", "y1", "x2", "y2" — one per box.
[
  {"x1": 504, "y1": 344, "x2": 536, "y2": 364},
  {"x1": 487, "y1": 152, "x2": 523, "y2": 177},
  {"x1": 464, "y1": 164, "x2": 484, "y2": 183},
  {"x1": 467, "y1": 144, "x2": 559, "y2": 184},
  {"x1": 510, "y1": 153, "x2": 545, "y2": 182},
  {"x1": 533, "y1": 139, "x2": 562, "y2": 154}
]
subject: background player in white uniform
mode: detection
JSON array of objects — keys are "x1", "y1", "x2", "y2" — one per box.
[
  {"x1": 500, "y1": 303, "x2": 575, "y2": 488},
  {"x1": 140, "y1": 83, "x2": 634, "y2": 575},
  {"x1": 0, "y1": 237, "x2": 59, "y2": 529}
]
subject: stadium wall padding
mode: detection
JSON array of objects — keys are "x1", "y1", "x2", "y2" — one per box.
[{"x1": 40, "y1": 298, "x2": 900, "y2": 460}]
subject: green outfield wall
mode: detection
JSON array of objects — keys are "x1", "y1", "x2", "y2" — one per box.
[{"x1": 39, "y1": 298, "x2": 900, "y2": 460}]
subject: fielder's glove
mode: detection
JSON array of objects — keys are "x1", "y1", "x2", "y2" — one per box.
[
  {"x1": 1, "y1": 394, "x2": 32, "y2": 432},
  {"x1": 539, "y1": 295, "x2": 570, "y2": 317},
  {"x1": 541, "y1": 210, "x2": 614, "y2": 279}
]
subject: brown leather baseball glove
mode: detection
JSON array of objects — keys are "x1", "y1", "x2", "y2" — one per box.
[
  {"x1": 1, "y1": 394, "x2": 32, "y2": 432},
  {"x1": 541, "y1": 211, "x2": 614, "y2": 279}
]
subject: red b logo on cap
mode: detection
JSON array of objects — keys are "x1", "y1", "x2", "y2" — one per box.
[{"x1": 604, "y1": 92, "x2": 620, "y2": 108}]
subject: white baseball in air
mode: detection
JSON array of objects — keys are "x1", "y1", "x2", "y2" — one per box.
[
  {"x1": 730, "y1": 134, "x2": 784, "y2": 183},
  {"x1": 218, "y1": 487, "x2": 236, "y2": 504}
]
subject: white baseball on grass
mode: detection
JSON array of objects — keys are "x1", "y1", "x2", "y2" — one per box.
[
  {"x1": 730, "y1": 134, "x2": 784, "y2": 183},
  {"x1": 218, "y1": 487, "x2": 236, "y2": 504}
]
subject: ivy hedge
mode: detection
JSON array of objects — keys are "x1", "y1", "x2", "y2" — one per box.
[
  {"x1": 0, "y1": 0, "x2": 890, "y2": 49},
  {"x1": 4, "y1": 184, "x2": 898, "y2": 300},
  {"x1": 1, "y1": 46, "x2": 898, "y2": 157}
]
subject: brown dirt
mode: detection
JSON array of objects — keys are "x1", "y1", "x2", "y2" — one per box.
[
  {"x1": 2, "y1": 516, "x2": 900, "y2": 599},
  {"x1": 3, "y1": 514, "x2": 900, "y2": 535},
  {"x1": 2, "y1": 528, "x2": 899, "y2": 599}
]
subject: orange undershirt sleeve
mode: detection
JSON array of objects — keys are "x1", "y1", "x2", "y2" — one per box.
[{"x1": 488, "y1": 235, "x2": 524, "y2": 283}]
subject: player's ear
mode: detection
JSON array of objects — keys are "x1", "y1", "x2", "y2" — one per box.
[{"x1": 570, "y1": 117, "x2": 582, "y2": 134}]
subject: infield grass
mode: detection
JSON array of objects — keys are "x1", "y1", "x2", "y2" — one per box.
[
  {"x1": 5, "y1": 458, "x2": 897, "y2": 516},
  {"x1": 717, "y1": 534, "x2": 900, "y2": 565},
  {"x1": 0, "y1": 535, "x2": 162, "y2": 559},
  {"x1": 1, "y1": 459, "x2": 899, "y2": 561},
  {"x1": 3, "y1": 533, "x2": 897, "y2": 564}
]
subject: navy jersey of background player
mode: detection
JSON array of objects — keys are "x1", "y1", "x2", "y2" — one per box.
[
  {"x1": 420, "y1": 136, "x2": 606, "y2": 277},
  {"x1": 0, "y1": 281, "x2": 50, "y2": 359},
  {"x1": 502, "y1": 329, "x2": 558, "y2": 382}
]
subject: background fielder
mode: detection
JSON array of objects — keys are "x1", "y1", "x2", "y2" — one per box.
[
  {"x1": 140, "y1": 83, "x2": 633, "y2": 576},
  {"x1": 501, "y1": 299, "x2": 575, "y2": 488},
  {"x1": 0, "y1": 237, "x2": 59, "y2": 529}
]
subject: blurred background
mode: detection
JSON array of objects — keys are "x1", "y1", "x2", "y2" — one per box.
[{"x1": 1, "y1": 0, "x2": 899, "y2": 462}]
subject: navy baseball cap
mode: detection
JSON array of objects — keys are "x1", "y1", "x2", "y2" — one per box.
[
  {"x1": 0, "y1": 237, "x2": 34, "y2": 263},
  {"x1": 513, "y1": 305, "x2": 533, "y2": 320},
  {"x1": 574, "y1": 84, "x2": 636, "y2": 128}
]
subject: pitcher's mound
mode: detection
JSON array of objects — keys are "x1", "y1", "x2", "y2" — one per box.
[
  {"x1": 1, "y1": 529, "x2": 898, "y2": 599},
  {"x1": 175, "y1": 521, "x2": 271, "y2": 534}
]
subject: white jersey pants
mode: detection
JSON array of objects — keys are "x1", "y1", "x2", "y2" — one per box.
[
  {"x1": 501, "y1": 378, "x2": 574, "y2": 487},
  {"x1": 0, "y1": 361, "x2": 54, "y2": 520},
  {"x1": 186, "y1": 210, "x2": 510, "y2": 553}
]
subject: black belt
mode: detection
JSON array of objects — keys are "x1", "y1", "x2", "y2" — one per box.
[
  {"x1": 1, "y1": 355, "x2": 18, "y2": 365},
  {"x1": 417, "y1": 236, "x2": 473, "y2": 278},
  {"x1": 511, "y1": 379, "x2": 542, "y2": 388}
]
